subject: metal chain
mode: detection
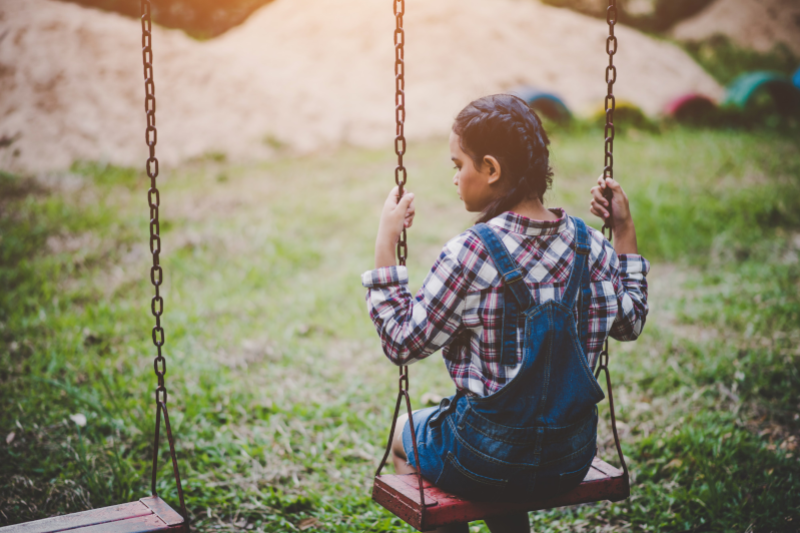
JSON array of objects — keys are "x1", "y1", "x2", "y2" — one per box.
[
  {"x1": 601, "y1": 0, "x2": 616, "y2": 378},
  {"x1": 602, "y1": 0, "x2": 617, "y2": 233},
  {"x1": 141, "y1": 0, "x2": 166, "y2": 406},
  {"x1": 375, "y1": 1, "x2": 428, "y2": 523},
  {"x1": 393, "y1": 0, "x2": 407, "y2": 267},
  {"x1": 597, "y1": 0, "x2": 629, "y2": 494},
  {"x1": 140, "y1": 0, "x2": 188, "y2": 520}
]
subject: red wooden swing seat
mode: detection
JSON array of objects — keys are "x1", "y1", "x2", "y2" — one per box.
[
  {"x1": 373, "y1": 457, "x2": 628, "y2": 531},
  {"x1": 0, "y1": 497, "x2": 187, "y2": 533}
]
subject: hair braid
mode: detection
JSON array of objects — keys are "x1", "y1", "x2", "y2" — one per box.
[{"x1": 453, "y1": 94, "x2": 554, "y2": 223}]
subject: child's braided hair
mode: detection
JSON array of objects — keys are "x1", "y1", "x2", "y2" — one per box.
[{"x1": 453, "y1": 94, "x2": 553, "y2": 223}]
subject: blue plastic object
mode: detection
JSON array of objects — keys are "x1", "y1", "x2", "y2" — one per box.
[
  {"x1": 793, "y1": 67, "x2": 800, "y2": 90},
  {"x1": 511, "y1": 86, "x2": 572, "y2": 123},
  {"x1": 723, "y1": 71, "x2": 800, "y2": 114}
]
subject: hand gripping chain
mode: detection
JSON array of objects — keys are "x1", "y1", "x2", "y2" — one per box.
[{"x1": 140, "y1": 0, "x2": 188, "y2": 522}]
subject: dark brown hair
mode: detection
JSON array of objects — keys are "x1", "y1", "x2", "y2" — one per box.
[{"x1": 453, "y1": 94, "x2": 553, "y2": 223}]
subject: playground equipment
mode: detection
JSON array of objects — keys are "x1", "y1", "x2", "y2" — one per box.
[
  {"x1": 0, "y1": 1, "x2": 189, "y2": 532},
  {"x1": 664, "y1": 93, "x2": 717, "y2": 122},
  {"x1": 511, "y1": 86, "x2": 572, "y2": 123},
  {"x1": 723, "y1": 71, "x2": 800, "y2": 115},
  {"x1": 371, "y1": 0, "x2": 630, "y2": 530}
]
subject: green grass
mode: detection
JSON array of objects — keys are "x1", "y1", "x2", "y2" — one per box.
[{"x1": 2, "y1": 128, "x2": 799, "y2": 531}]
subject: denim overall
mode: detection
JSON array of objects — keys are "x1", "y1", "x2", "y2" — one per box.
[{"x1": 403, "y1": 217, "x2": 606, "y2": 501}]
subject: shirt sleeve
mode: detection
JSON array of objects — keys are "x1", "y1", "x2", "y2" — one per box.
[
  {"x1": 609, "y1": 252, "x2": 650, "y2": 341},
  {"x1": 361, "y1": 238, "x2": 471, "y2": 366}
]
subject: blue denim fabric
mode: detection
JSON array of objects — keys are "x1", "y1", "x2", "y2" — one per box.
[{"x1": 403, "y1": 217, "x2": 605, "y2": 501}]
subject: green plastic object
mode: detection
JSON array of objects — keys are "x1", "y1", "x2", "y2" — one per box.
[{"x1": 723, "y1": 71, "x2": 800, "y2": 114}]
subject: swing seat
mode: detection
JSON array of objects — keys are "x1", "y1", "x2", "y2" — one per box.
[
  {"x1": 0, "y1": 496, "x2": 187, "y2": 533},
  {"x1": 372, "y1": 457, "x2": 628, "y2": 531}
]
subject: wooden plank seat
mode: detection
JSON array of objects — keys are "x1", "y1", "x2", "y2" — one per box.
[
  {"x1": 372, "y1": 457, "x2": 628, "y2": 531},
  {"x1": 0, "y1": 496, "x2": 187, "y2": 533}
]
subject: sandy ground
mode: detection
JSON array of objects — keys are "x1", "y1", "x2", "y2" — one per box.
[
  {"x1": 0, "y1": 0, "x2": 724, "y2": 173},
  {"x1": 672, "y1": 0, "x2": 800, "y2": 56}
]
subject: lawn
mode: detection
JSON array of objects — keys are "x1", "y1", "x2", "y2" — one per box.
[{"x1": 1, "y1": 126, "x2": 799, "y2": 532}]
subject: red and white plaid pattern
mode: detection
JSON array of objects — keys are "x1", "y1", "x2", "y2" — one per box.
[{"x1": 362, "y1": 210, "x2": 650, "y2": 397}]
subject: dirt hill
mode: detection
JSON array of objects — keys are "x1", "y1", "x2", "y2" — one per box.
[
  {"x1": 672, "y1": 0, "x2": 800, "y2": 56},
  {"x1": 0, "y1": 0, "x2": 723, "y2": 173}
]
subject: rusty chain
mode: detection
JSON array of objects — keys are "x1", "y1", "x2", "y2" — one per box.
[
  {"x1": 394, "y1": 0, "x2": 408, "y2": 267},
  {"x1": 596, "y1": 0, "x2": 629, "y2": 494},
  {"x1": 602, "y1": 0, "x2": 617, "y2": 233},
  {"x1": 141, "y1": 0, "x2": 165, "y2": 409},
  {"x1": 140, "y1": 0, "x2": 188, "y2": 521},
  {"x1": 375, "y1": 0, "x2": 428, "y2": 522}
]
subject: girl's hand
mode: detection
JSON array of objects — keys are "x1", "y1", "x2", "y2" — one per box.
[
  {"x1": 589, "y1": 176, "x2": 638, "y2": 254},
  {"x1": 590, "y1": 176, "x2": 631, "y2": 228},
  {"x1": 375, "y1": 186, "x2": 415, "y2": 268}
]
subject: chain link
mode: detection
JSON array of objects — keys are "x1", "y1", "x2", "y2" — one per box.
[
  {"x1": 393, "y1": 0, "x2": 408, "y2": 267},
  {"x1": 399, "y1": 365, "x2": 409, "y2": 392},
  {"x1": 140, "y1": 0, "x2": 167, "y2": 405}
]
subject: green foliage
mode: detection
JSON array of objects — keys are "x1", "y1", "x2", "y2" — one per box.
[
  {"x1": 543, "y1": 102, "x2": 661, "y2": 138},
  {"x1": 628, "y1": 414, "x2": 799, "y2": 531},
  {"x1": 70, "y1": 161, "x2": 143, "y2": 189},
  {"x1": 2, "y1": 129, "x2": 800, "y2": 531},
  {"x1": 681, "y1": 35, "x2": 800, "y2": 87},
  {"x1": 539, "y1": 0, "x2": 715, "y2": 32},
  {"x1": 59, "y1": 0, "x2": 275, "y2": 39}
]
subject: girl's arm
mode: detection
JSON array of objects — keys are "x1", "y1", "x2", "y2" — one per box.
[
  {"x1": 363, "y1": 187, "x2": 470, "y2": 365},
  {"x1": 362, "y1": 245, "x2": 470, "y2": 366},
  {"x1": 589, "y1": 177, "x2": 649, "y2": 341}
]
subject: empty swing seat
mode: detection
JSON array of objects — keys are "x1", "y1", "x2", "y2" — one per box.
[
  {"x1": 373, "y1": 457, "x2": 628, "y2": 531},
  {"x1": 0, "y1": 496, "x2": 187, "y2": 533}
]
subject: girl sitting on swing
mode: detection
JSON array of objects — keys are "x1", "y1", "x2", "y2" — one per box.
[{"x1": 362, "y1": 94, "x2": 649, "y2": 533}]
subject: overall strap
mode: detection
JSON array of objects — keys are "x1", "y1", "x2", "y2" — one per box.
[
  {"x1": 472, "y1": 224, "x2": 533, "y2": 367},
  {"x1": 563, "y1": 217, "x2": 593, "y2": 353},
  {"x1": 561, "y1": 217, "x2": 591, "y2": 308}
]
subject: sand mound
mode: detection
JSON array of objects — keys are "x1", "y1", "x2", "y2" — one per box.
[
  {"x1": 0, "y1": 0, "x2": 723, "y2": 173},
  {"x1": 672, "y1": 0, "x2": 800, "y2": 56}
]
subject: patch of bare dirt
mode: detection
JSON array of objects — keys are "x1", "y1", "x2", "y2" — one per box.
[{"x1": 1, "y1": 0, "x2": 722, "y2": 174}]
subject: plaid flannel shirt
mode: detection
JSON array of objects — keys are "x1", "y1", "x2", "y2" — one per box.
[{"x1": 362, "y1": 210, "x2": 650, "y2": 397}]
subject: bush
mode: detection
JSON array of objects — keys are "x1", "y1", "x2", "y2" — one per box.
[
  {"x1": 59, "y1": 0, "x2": 274, "y2": 39},
  {"x1": 539, "y1": 0, "x2": 715, "y2": 32}
]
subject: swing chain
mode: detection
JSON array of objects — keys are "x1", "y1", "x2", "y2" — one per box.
[
  {"x1": 374, "y1": 1, "x2": 427, "y2": 522},
  {"x1": 602, "y1": 0, "x2": 617, "y2": 232},
  {"x1": 375, "y1": 365, "x2": 428, "y2": 526},
  {"x1": 141, "y1": 0, "x2": 188, "y2": 522},
  {"x1": 141, "y1": 0, "x2": 166, "y2": 403},
  {"x1": 597, "y1": 0, "x2": 628, "y2": 496},
  {"x1": 394, "y1": 0, "x2": 408, "y2": 267},
  {"x1": 595, "y1": 347, "x2": 630, "y2": 492}
]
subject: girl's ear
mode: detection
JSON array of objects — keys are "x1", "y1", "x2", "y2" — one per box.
[{"x1": 483, "y1": 155, "x2": 502, "y2": 185}]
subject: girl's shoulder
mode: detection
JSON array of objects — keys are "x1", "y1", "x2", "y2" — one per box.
[
  {"x1": 581, "y1": 219, "x2": 619, "y2": 280},
  {"x1": 436, "y1": 227, "x2": 498, "y2": 291}
]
